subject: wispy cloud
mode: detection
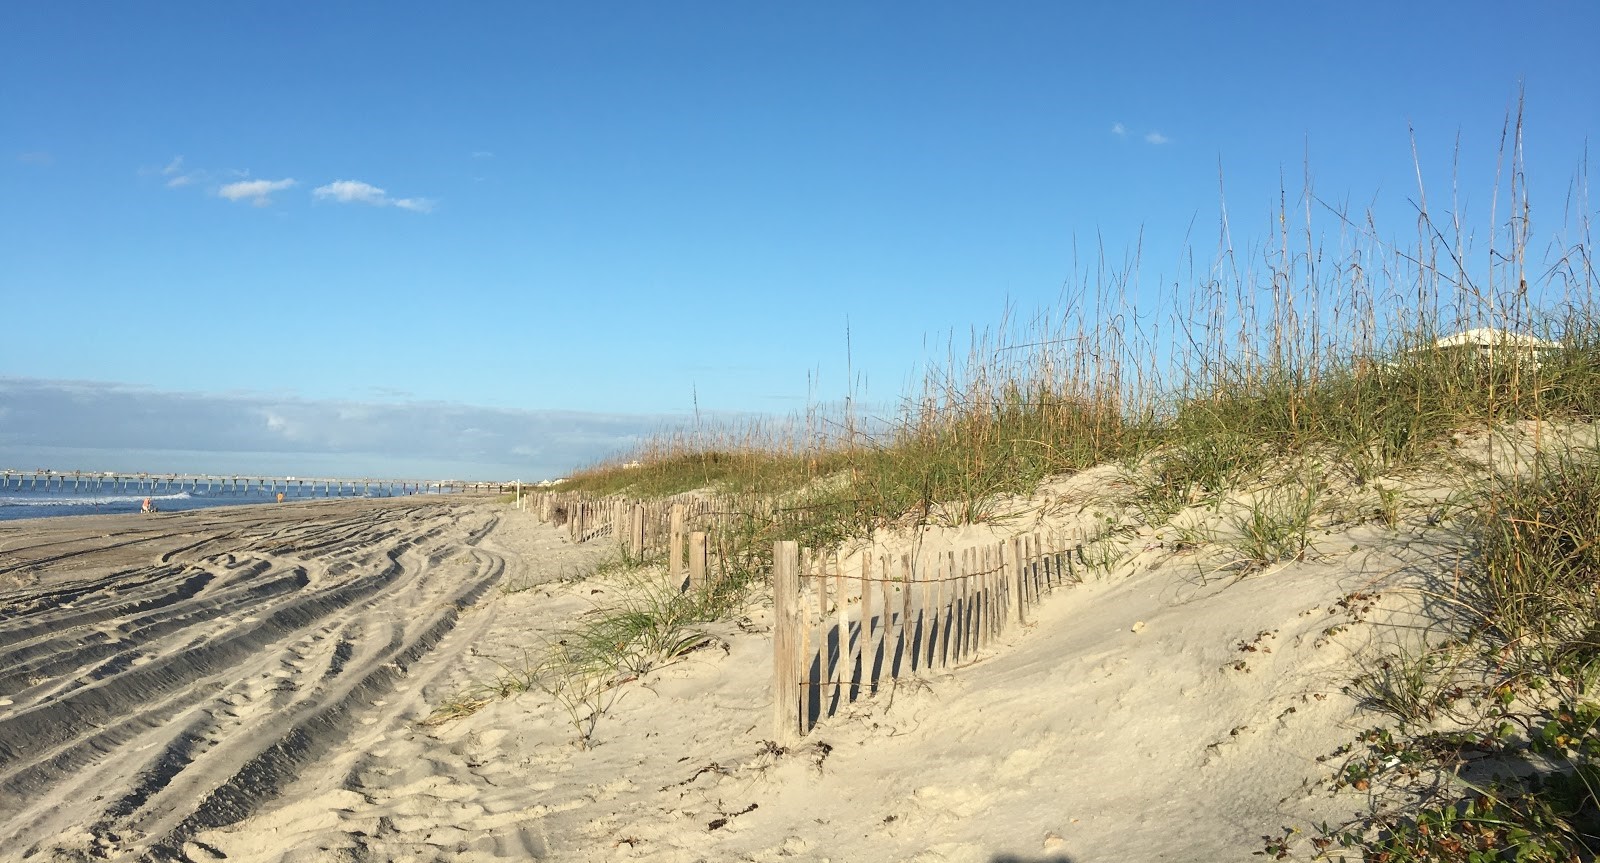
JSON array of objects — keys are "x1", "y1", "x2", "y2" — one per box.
[
  {"x1": 1111, "y1": 125, "x2": 1172, "y2": 145},
  {"x1": 162, "y1": 156, "x2": 198, "y2": 187},
  {"x1": 17, "y1": 151, "x2": 53, "y2": 166},
  {"x1": 143, "y1": 156, "x2": 242, "y2": 191},
  {"x1": 470, "y1": 150, "x2": 494, "y2": 159},
  {"x1": 313, "y1": 179, "x2": 434, "y2": 214},
  {"x1": 218, "y1": 178, "x2": 297, "y2": 206}
]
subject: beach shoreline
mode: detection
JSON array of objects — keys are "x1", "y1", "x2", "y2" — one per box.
[{"x1": 0, "y1": 483, "x2": 495, "y2": 525}]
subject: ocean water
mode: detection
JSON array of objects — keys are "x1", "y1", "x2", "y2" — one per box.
[{"x1": 0, "y1": 477, "x2": 458, "y2": 523}]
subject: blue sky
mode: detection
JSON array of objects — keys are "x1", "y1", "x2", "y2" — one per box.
[{"x1": 3, "y1": 2, "x2": 1597, "y2": 480}]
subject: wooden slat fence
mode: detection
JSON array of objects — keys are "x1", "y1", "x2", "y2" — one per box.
[
  {"x1": 531, "y1": 491, "x2": 742, "y2": 590},
  {"x1": 526, "y1": 490, "x2": 1086, "y2": 743},
  {"x1": 533, "y1": 491, "x2": 712, "y2": 548},
  {"x1": 770, "y1": 534, "x2": 1084, "y2": 742}
]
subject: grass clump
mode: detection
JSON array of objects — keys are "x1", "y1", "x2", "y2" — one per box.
[
  {"x1": 555, "y1": 577, "x2": 723, "y2": 678},
  {"x1": 1345, "y1": 645, "x2": 1472, "y2": 730},
  {"x1": 1215, "y1": 480, "x2": 1323, "y2": 573},
  {"x1": 1133, "y1": 431, "x2": 1268, "y2": 521},
  {"x1": 427, "y1": 572, "x2": 737, "y2": 746},
  {"x1": 1470, "y1": 448, "x2": 1600, "y2": 659},
  {"x1": 534, "y1": 577, "x2": 726, "y2": 747}
]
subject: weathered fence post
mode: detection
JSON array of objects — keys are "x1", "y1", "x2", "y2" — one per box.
[
  {"x1": 884, "y1": 555, "x2": 898, "y2": 668},
  {"x1": 630, "y1": 503, "x2": 646, "y2": 560},
  {"x1": 668, "y1": 503, "x2": 686, "y2": 583},
  {"x1": 1012, "y1": 536, "x2": 1028, "y2": 626},
  {"x1": 831, "y1": 550, "x2": 846, "y2": 701},
  {"x1": 688, "y1": 531, "x2": 708, "y2": 591},
  {"x1": 859, "y1": 552, "x2": 876, "y2": 693},
  {"x1": 773, "y1": 540, "x2": 801, "y2": 743},
  {"x1": 899, "y1": 554, "x2": 914, "y2": 673}
]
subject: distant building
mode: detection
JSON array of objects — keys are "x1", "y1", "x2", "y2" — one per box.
[{"x1": 1422, "y1": 327, "x2": 1560, "y2": 368}]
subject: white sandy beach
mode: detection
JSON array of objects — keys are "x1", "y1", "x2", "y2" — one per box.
[{"x1": 0, "y1": 463, "x2": 1472, "y2": 862}]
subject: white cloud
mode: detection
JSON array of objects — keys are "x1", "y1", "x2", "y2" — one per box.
[
  {"x1": 314, "y1": 179, "x2": 388, "y2": 205},
  {"x1": 1111, "y1": 122, "x2": 1126, "y2": 136},
  {"x1": 219, "y1": 178, "x2": 297, "y2": 206},
  {"x1": 470, "y1": 150, "x2": 494, "y2": 159},
  {"x1": 1145, "y1": 132, "x2": 1170, "y2": 145},
  {"x1": 151, "y1": 164, "x2": 433, "y2": 212},
  {"x1": 313, "y1": 179, "x2": 434, "y2": 213}
]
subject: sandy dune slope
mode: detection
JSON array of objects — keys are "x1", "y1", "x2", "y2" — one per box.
[{"x1": 2, "y1": 487, "x2": 1440, "y2": 862}]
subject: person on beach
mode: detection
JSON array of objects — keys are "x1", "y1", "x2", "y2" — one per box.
[{"x1": 141, "y1": 498, "x2": 155, "y2": 514}]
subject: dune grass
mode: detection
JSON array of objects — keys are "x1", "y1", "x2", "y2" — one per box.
[
  {"x1": 565, "y1": 110, "x2": 1599, "y2": 549},
  {"x1": 427, "y1": 569, "x2": 733, "y2": 746}
]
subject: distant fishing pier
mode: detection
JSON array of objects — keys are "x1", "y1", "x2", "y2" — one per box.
[{"x1": 1, "y1": 470, "x2": 507, "y2": 497}]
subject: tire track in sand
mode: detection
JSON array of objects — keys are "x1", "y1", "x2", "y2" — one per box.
[
  {"x1": 189, "y1": 512, "x2": 611, "y2": 863},
  {"x1": 0, "y1": 498, "x2": 505, "y2": 861}
]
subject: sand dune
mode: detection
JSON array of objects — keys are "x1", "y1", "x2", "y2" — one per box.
[{"x1": 0, "y1": 484, "x2": 1436, "y2": 862}]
